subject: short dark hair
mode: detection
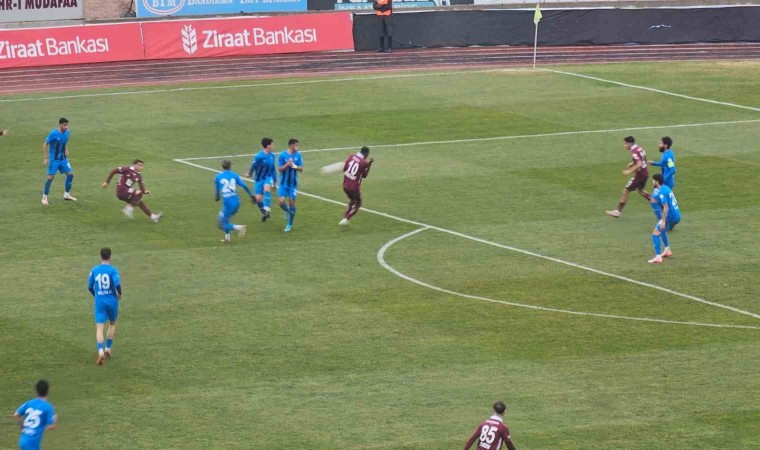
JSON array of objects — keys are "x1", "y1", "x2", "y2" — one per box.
[
  {"x1": 36, "y1": 379, "x2": 49, "y2": 397},
  {"x1": 133, "y1": 159, "x2": 144, "y2": 165},
  {"x1": 261, "y1": 138, "x2": 273, "y2": 148},
  {"x1": 360, "y1": 146, "x2": 370, "y2": 156},
  {"x1": 624, "y1": 136, "x2": 635, "y2": 144},
  {"x1": 222, "y1": 160, "x2": 232, "y2": 170},
  {"x1": 661, "y1": 136, "x2": 673, "y2": 148},
  {"x1": 100, "y1": 247, "x2": 112, "y2": 261},
  {"x1": 59, "y1": 118, "x2": 69, "y2": 125},
  {"x1": 653, "y1": 173, "x2": 664, "y2": 184},
  {"x1": 288, "y1": 138, "x2": 299, "y2": 146},
  {"x1": 493, "y1": 401, "x2": 506, "y2": 415}
]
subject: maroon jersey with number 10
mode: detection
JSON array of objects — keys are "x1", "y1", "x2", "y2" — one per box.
[
  {"x1": 342, "y1": 153, "x2": 371, "y2": 191},
  {"x1": 465, "y1": 416, "x2": 514, "y2": 450}
]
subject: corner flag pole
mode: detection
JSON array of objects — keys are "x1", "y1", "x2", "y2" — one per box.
[{"x1": 533, "y1": 3, "x2": 542, "y2": 69}]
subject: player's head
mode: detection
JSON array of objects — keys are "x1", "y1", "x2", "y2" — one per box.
[
  {"x1": 262, "y1": 138, "x2": 273, "y2": 152},
  {"x1": 623, "y1": 136, "x2": 635, "y2": 150},
  {"x1": 652, "y1": 173, "x2": 664, "y2": 188},
  {"x1": 288, "y1": 138, "x2": 299, "y2": 151},
  {"x1": 100, "y1": 247, "x2": 112, "y2": 262},
  {"x1": 35, "y1": 379, "x2": 49, "y2": 398},
  {"x1": 221, "y1": 160, "x2": 232, "y2": 170},
  {"x1": 659, "y1": 136, "x2": 672, "y2": 152},
  {"x1": 58, "y1": 117, "x2": 69, "y2": 132},
  {"x1": 360, "y1": 146, "x2": 370, "y2": 157},
  {"x1": 132, "y1": 159, "x2": 144, "y2": 172},
  {"x1": 492, "y1": 401, "x2": 507, "y2": 417}
]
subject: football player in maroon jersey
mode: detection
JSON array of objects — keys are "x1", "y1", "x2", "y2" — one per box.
[
  {"x1": 606, "y1": 136, "x2": 653, "y2": 218},
  {"x1": 101, "y1": 159, "x2": 162, "y2": 222},
  {"x1": 463, "y1": 401, "x2": 517, "y2": 450},
  {"x1": 339, "y1": 146, "x2": 374, "y2": 226}
]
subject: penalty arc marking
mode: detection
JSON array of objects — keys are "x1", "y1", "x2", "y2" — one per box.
[
  {"x1": 174, "y1": 158, "x2": 760, "y2": 324},
  {"x1": 377, "y1": 227, "x2": 760, "y2": 330}
]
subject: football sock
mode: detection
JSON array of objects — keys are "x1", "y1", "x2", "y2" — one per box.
[
  {"x1": 106, "y1": 339, "x2": 113, "y2": 349},
  {"x1": 288, "y1": 206, "x2": 296, "y2": 225},
  {"x1": 264, "y1": 191, "x2": 271, "y2": 209},
  {"x1": 279, "y1": 203, "x2": 289, "y2": 215},
  {"x1": 661, "y1": 229, "x2": 669, "y2": 248},
  {"x1": 650, "y1": 202, "x2": 662, "y2": 220},
  {"x1": 138, "y1": 201, "x2": 152, "y2": 217},
  {"x1": 43, "y1": 179, "x2": 52, "y2": 195},
  {"x1": 224, "y1": 233, "x2": 231, "y2": 241},
  {"x1": 256, "y1": 200, "x2": 264, "y2": 211},
  {"x1": 65, "y1": 174, "x2": 73, "y2": 192},
  {"x1": 233, "y1": 224, "x2": 244, "y2": 231},
  {"x1": 97, "y1": 342, "x2": 104, "y2": 352},
  {"x1": 617, "y1": 201, "x2": 626, "y2": 211},
  {"x1": 652, "y1": 234, "x2": 661, "y2": 255}
]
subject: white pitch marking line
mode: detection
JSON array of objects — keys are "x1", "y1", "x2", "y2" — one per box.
[
  {"x1": 377, "y1": 227, "x2": 760, "y2": 330},
  {"x1": 0, "y1": 67, "x2": 536, "y2": 104},
  {"x1": 177, "y1": 118, "x2": 760, "y2": 161},
  {"x1": 545, "y1": 68, "x2": 760, "y2": 113},
  {"x1": 174, "y1": 158, "x2": 760, "y2": 322}
]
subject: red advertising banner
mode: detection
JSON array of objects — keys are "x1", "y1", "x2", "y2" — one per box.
[
  {"x1": 0, "y1": 23, "x2": 144, "y2": 69},
  {"x1": 141, "y1": 12, "x2": 354, "y2": 60}
]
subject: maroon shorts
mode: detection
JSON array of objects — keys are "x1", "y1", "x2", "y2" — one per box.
[
  {"x1": 625, "y1": 170, "x2": 648, "y2": 192},
  {"x1": 117, "y1": 188, "x2": 143, "y2": 204},
  {"x1": 343, "y1": 188, "x2": 361, "y2": 202}
]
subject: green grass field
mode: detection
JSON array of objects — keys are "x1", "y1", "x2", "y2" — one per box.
[{"x1": 1, "y1": 61, "x2": 759, "y2": 449}]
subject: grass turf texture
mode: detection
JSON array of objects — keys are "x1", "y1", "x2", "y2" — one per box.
[{"x1": 1, "y1": 61, "x2": 759, "y2": 449}]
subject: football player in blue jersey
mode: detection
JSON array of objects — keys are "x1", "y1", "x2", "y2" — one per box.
[
  {"x1": 88, "y1": 247, "x2": 122, "y2": 365},
  {"x1": 277, "y1": 139, "x2": 304, "y2": 233},
  {"x1": 14, "y1": 380, "x2": 57, "y2": 450},
  {"x1": 649, "y1": 174, "x2": 681, "y2": 264},
  {"x1": 216, "y1": 160, "x2": 255, "y2": 243},
  {"x1": 648, "y1": 136, "x2": 677, "y2": 220},
  {"x1": 247, "y1": 138, "x2": 277, "y2": 222},
  {"x1": 41, "y1": 118, "x2": 77, "y2": 206}
]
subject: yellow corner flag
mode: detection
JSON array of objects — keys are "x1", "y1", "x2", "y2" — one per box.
[{"x1": 533, "y1": 3, "x2": 542, "y2": 25}]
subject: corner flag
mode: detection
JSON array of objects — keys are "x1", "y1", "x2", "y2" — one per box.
[
  {"x1": 533, "y1": 3, "x2": 542, "y2": 25},
  {"x1": 532, "y1": 3, "x2": 542, "y2": 68}
]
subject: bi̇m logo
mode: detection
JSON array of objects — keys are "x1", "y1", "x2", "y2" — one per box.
[{"x1": 142, "y1": 0, "x2": 185, "y2": 16}]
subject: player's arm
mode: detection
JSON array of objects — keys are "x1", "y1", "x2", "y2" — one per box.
[
  {"x1": 237, "y1": 174, "x2": 254, "y2": 198},
  {"x1": 114, "y1": 271, "x2": 122, "y2": 301},
  {"x1": 667, "y1": 157, "x2": 676, "y2": 174},
  {"x1": 623, "y1": 161, "x2": 641, "y2": 175},
  {"x1": 43, "y1": 141, "x2": 49, "y2": 166},
  {"x1": 87, "y1": 272, "x2": 95, "y2": 297},
  {"x1": 362, "y1": 158, "x2": 374, "y2": 178},
  {"x1": 102, "y1": 167, "x2": 121, "y2": 187},
  {"x1": 292, "y1": 157, "x2": 303, "y2": 172},
  {"x1": 463, "y1": 427, "x2": 480, "y2": 450},
  {"x1": 659, "y1": 202, "x2": 669, "y2": 229},
  {"x1": 248, "y1": 156, "x2": 259, "y2": 177},
  {"x1": 214, "y1": 179, "x2": 221, "y2": 202},
  {"x1": 13, "y1": 407, "x2": 24, "y2": 429},
  {"x1": 502, "y1": 428, "x2": 517, "y2": 450},
  {"x1": 138, "y1": 177, "x2": 148, "y2": 195},
  {"x1": 278, "y1": 156, "x2": 291, "y2": 173},
  {"x1": 47, "y1": 413, "x2": 58, "y2": 431}
]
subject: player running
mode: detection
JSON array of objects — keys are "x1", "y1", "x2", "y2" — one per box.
[
  {"x1": 13, "y1": 380, "x2": 57, "y2": 450},
  {"x1": 88, "y1": 247, "x2": 122, "y2": 365},
  {"x1": 649, "y1": 174, "x2": 681, "y2": 264},
  {"x1": 463, "y1": 401, "x2": 517, "y2": 450},
  {"x1": 648, "y1": 136, "x2": 677, "y2": 220},
  {"x1": 247, "y1": 138, "x2": 277, "y2": 222},
  {"x1": 101, "y1": 159, "x2": 163, "y2": 222},
  {"x1": 277, "y1": 139, "x2": 304, "y2": 233},
  {"x1": 605, "y1": 136, "x2": 653, "y2": 218},
  {"x1": 41, "y1": 118, "x2": 77, "y2": 206},
  {"x1": 215, "y1": 159, "x2": 254, "y2": 243},
  {"x1": 339, "y1": 146, "x2": 374, "y2": 227}
]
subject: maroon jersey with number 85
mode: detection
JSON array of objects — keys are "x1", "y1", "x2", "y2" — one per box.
[{"x1": 468, "y1": 416, "x2": 512, "y2": 450}]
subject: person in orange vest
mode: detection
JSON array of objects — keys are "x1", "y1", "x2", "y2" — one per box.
[{"x1": 373, "y1": 0, "x2": 393, "y2": 53}]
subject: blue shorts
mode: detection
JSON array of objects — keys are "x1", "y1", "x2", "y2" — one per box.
[
  {"x1": 47, "y1": 159, "x2": 72, "y2": 176},
  {"x1": 94, "y1": 299, "x2": 119, "y2": 324},
  {"x1": 664, "y1": 177, "x2": 675, "y2": 189},
  {"x1": 657, "y1": 217, "x2": 681, "y2": 232},
  {"x1": 19, "y1": 435, "x2": 41, "y2": 450},
  {"x1": 219, "y1": 197, "x2": 240, "y2": 220},
  {"x1": 278, "y1": 185, "x2": 297, "y2": 199},
  {"x1": 254, "y1": 177, "x2": 274, "y2": 195}
]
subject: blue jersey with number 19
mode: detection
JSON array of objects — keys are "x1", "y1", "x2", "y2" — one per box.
[
  {"x1": 88, "y1": 264, "x2": 121, "y2": 302},
  {"x1": 215, "y1": 170, "x2": 252, "y2": 200}
]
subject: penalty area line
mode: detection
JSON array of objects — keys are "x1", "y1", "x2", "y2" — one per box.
[
  {"x1": 377, "y1": 227, "x2": 760, "y2": 330},
  {"x1": 173, "y1": 158, "x2": 760, "y2": 322}
]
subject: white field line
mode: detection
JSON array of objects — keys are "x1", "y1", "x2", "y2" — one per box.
[
  {"x1": 178, "y1": 118, "x2": 760, "y2": 161},
  {"x1": 377, "y1": 228, "x2": 760, "y2": 330},
  {"x1": 0, "y1": 68, "x2": 535, "y2": 103},
  {"x1": 174, "y1": 157, "x2": 760, "y2": 322},
  {"x1": 546, "y1": 69, "x2": 760, "y2": 113}
]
